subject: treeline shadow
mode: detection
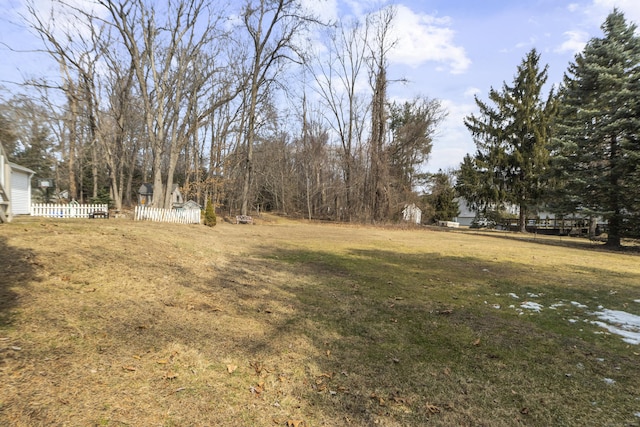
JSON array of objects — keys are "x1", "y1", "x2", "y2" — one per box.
[{"x1": 460, "y1": 229, "x2": 640, "y2": 254}]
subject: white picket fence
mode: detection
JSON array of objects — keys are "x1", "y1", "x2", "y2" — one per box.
[
  {"x1": 134, "y1": 205, "x2": 201, "y2": 225},
  {"x1": 31, "y1": 203, "x2": 108, "y2": 218}
]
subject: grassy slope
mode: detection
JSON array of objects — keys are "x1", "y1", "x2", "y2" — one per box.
[{"x1": 1, "y1": 216, "x2": 639, "y2": 426}]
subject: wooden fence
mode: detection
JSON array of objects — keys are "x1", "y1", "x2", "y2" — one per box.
[
  {"x1": 134, "y1": 205, "x2": 201, "y2": 225},
  {"x1": 31, "y1": 203, "x2": 108, "y2": 218}
]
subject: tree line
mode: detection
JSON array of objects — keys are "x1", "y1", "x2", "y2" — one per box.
[
  {"x1": 1, "y1": 3, "x2": 638, "y2": 247},
  {"x1": 0, "y1": 0, "x2": 444, "y2": 223},
  {"x1": 456, "y1": 9, "x2": 640, "y2": 247}
]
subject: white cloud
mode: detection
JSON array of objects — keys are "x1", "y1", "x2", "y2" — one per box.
[
  {"x1": 591, "y1": 0, "x2": 640, "y2": 24},
  {"x1": 568, "y1": 3, "x2": 580, "y2": 13},
  {"x1": 426, "y1": 98, "x2": 476, "y2": 172},
  {"x1": 574, "y1": 0, "x2": 640, "y2": 30},
  {"x1": 555, "y1": 30, "x2": 589, "y2": 54},
  {"x1": 7, "y1": 0, "x2": 110, "y2": 46},
  {"x1": 386, "y1": 5, "x2": 471, "y2": 74},
  {"x1": 301, "y1": 0, "x2": 339, "y2": 23},
  {"x1": 344, "y1": 0, "x2": 389, "y2": 18},
  {"x1": 463, "y1": 87, "x2": 481, "y2": 98}
]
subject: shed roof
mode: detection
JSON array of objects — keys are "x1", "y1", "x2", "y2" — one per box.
[
  {"x1": 8, "y1": 162, "x2": 35, "y2": 175},
  {"x1": 138, "y1": 183, "x2": 181, "y2": 195},
  {"x1": 138, "y1": 183, "x2": 153, "y2": 195}
]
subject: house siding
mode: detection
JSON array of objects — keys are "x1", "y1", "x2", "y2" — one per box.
[{"x1": 10, "y1": 165, "x2": 34, "y2": 215}]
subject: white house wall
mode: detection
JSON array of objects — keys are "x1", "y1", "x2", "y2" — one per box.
[{"x1": 10, "y1": 166, "x2": 33, "y2": 215}]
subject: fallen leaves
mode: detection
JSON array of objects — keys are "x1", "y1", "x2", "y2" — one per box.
[
  {"x1": 164, "y1": 371, "x2": 178, "y2": 380},
  {"x1": 249, "y1": 381, "x2": 265, "y2": 395},
  {"x1": 426, "y1": 402, "x2": 441, "y2": 414},
  {"x1": 370, "y1": 393, "x2": 386, "y2": 406},
  {"x1": 250, "y1": 361, "x2": 267, "y2": 376}
]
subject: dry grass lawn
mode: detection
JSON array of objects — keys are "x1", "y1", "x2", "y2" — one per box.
[{"x1": 1, "y1": 215, "x2": 639, "y2": 426}]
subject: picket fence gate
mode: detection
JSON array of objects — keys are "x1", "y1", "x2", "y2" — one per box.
[
  {"x1": 134, "y1": 205, "x2": 201, "y2": 225},
  {"x1": 31, "y1": 203, "x2": 108, "y2": 218}
]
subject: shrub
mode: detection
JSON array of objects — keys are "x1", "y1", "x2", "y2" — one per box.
[{"x1": 204, "y1": 199, "x2": 216, "y2": 227}]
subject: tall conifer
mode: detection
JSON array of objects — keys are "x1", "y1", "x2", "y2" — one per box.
[
  {"x1": 463, "y1": 49, "x2": 556, "y2": 232},
  {"x1": 552, "y1": 9, "x2": 640, "y2": 247}
]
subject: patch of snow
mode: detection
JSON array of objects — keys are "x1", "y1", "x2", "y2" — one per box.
[
  {"x1": 527, "y1": 293, "x2": 540, "y2": 298},
  {"x1": 549, "y1": 302, "x2": 565, "y2": 310},
  {"x1": 591, "y1": 309, "x2": 640, "y2": 345},
  {"x1": 603, "y1": 378, "x2": 616, "y2": 385},
  {"x1": 635, "y1": 412, "x2": 640, "y2": 418},
  {"x1": 521, "y1": 302, "x2": 543, "y2": 312},
  {"x1": 492, "y1": 304, "x2": 501, "y2": 309},
  {"x1": 634, "y1": 300, "x2": 640, "y2": 304},
  {"x1": 571, "y1": 301, "x2": 588, "y2": 309},
  {"x1": 509, "y1": 293, "x2": 520, "y2": 299},
  {"x1": 568, "y1": 319, "x2": 578, "y2": 323}
]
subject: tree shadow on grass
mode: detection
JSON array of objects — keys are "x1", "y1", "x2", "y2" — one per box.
[
  {"x1": 10, "y1": 223, "x2": 638, "y2": 427},
  {"x1": 0, "y1": 235, "x2": 38, "y2": 328},
  {"x1": 461, "y1": 229, "x2": 640, "y2": 254},
  {"x1": 229, "y1": 246, "x2": 640, "y2": 426}
]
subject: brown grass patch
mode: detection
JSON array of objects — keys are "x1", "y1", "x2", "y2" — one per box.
[{"x1": 1, "y1": 216, "x2": 640, "y2": 426}]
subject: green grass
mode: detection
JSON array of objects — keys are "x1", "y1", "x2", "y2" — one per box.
[{"x1": 1, "y1": 216, "x2": 639, "y2": 426}]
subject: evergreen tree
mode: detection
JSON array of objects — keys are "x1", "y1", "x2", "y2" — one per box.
[
  {"x1": 424, "y1": 170, "x2": 459, "y2": 222},
  {"x1": 204, "y1": 199, "x2": 217, "y2": 227},
  {"x1": 552, "y1": 9, "x2": 640, "y2": 247},
  {"x1": 464, "y1": 49, "x2": 556, "y2": 232},
  {"x1": 455, "y1": 154, "x2": 491, "y2": 215}
]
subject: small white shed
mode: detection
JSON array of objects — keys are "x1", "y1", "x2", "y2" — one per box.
[
  {"x1": 9, "y1": 163, "x2": 35, "y2": 215},
  {"x1": 402, "y1": 203, "x2": 422, "y2": 224}
]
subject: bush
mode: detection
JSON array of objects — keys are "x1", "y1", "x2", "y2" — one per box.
[
  {"x1": 204, "y1": 199, "x2": 216, "y2": 227},
  {"x1": 90, "y1": 188, "x2": 113, "y2": 208}
]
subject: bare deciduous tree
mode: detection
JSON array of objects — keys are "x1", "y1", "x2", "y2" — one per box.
[
  {"x1": 309, "y1": 16, "x2": 370, "y2": 221},
  {"x1": 238, "y1": 0, "x2": 320, "y2": 216}
]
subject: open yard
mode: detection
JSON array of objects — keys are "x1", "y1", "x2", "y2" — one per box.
[{"x1": 1, "y1": 216, "x2": 639, "y2": 426}]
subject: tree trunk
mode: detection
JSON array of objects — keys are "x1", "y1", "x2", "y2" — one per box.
[
  {"x1": 67, "y1": 90, "x2": 78, "y2": 201},
  {"x1": 519, "y1": 203, "x2": 527, "y2": 233},
  {"x1": 606, "y1": 135, "x2": 622, "y2": 247}
]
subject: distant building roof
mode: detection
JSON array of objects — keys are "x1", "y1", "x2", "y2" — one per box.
[
  {"x1": 183, "y1": 200, "x2": 201, "y2": 210},
  {"x1": 138, "y1": 183, "x2": 181, "y2": 195},
  {"x1": 138, "y1": 183, "x2": 153, "y2": 195}
]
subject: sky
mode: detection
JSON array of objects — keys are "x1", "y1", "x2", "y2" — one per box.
[{"x1": 1, "y1": 0, "x2": 640, "y2": 174}]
